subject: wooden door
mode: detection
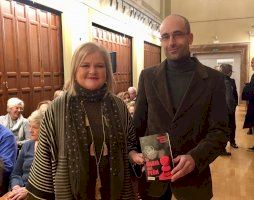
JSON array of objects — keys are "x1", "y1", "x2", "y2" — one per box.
[
  {"x1": 0, "y1": 0, "x2": 63, "y2": 117},
  {"x1": 0, "y1": 0, "x2": 21, "y2": 114},
  {"x1": 144, "y1": 41, "x2": 161, "y2": 68},
  {"x1": 92, "y1": 25, "x2": 132, "y2": 94}
]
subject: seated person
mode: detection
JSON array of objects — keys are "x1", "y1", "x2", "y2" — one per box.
[
  {"x1": 6, "y1": 110, "x2": 43, "y2": 200},
  {"x1": 53, "y1": 90, "x2": 64, "y2": 99},
  {"x1": 0, "y1": 125, "x2": 17, "y2": 196},
  {"x1": 36, "y1": 100, "x2": 51, "y2": 115},
  {"x1": 128, "y1": 86, "x2": 137, "y2": 101},
  {"x1": 0, "y1": 98, "x2": 30, "y2": 147},
  {"x1": 127, "y1": 101, "x2": 135, "y2": 118}
]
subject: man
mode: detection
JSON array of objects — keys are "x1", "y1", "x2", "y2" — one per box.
[
  {"x1": 133, "y1": 14, "x2": 228, "y2": 200},
  {"x1": 220, "y1": 64, "x2": 238, "y2": 152},
  {"x1": 128, "y1": 86, "x2": 137, "y2": 101},
  {"x1": 0, "y1": 124, "x2": 17, "y2": 196},
  {"x1": 242, "y1": 57, "x2": 254, "y2": 150}
]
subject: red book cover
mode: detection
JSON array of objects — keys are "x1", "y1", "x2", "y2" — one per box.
[{"x1": 139, "y1": 133, "x2": 174, "y2": 181}]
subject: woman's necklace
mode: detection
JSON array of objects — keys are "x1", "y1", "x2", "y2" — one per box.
[{"x1": 81, "y1": 101, "x2": 108, "y2": 200}]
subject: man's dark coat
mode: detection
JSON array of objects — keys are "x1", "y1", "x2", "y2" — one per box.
[{"x1": 133, "y1": 58, "x2": 228, "y2": 200}]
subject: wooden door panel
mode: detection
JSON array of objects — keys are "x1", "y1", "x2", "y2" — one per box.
[
  {"x1": 32, "y1": 72, "x2": 41, "y2": 87},
  {"x1": 16, "y1": 19, "x2": 29, "y2": 72},
  {"x1": 33, "y1": 89, "x2": 43, "y2": 109},
  {"x1": 27, "y1": 6, "x2": 37, "y2": 21},
  {"x1": 0, "y1": 92, "x2": 5, "y2": 115},
  {"x1": 3, "y1": 16, "x2": 16, "y2": 72},
  {"x1": 39, "y1": 10, "x2": 48, "y2": 24},
  {"x1": 29, "y1": 22, "x2": 40, "y2": 72},
  {"x1": 20, "y1": 90, "x2": 31, "y2": 117},
  {"x1": 1, "y1": 0, "x2": 12, "y2": 14},
  {"x1": 51, "y1": 25, "x2": 63, "y2": 90},
  {"x1": 44, "y1": 72, "x2": 52, "y2": 89},
  {"x1": 144, "y1": 42, "x2": 161, "y2": 68},
  {"x1": 44, "y1": 87, "x2": 52, "y2": 101},
  {"x1": 15, "y1": 2, "x2": 26, "y2": 18},
  {"x1": 40, "y1": 26, "x2": 50, "y2": 71}
]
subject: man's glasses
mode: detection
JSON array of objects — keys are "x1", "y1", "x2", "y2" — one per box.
[{"x1": 160, "y1": 31, "x2": 189, "y2": 42}]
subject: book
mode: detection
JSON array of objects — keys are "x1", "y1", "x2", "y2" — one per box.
[{"x1": 139, "y1": 133, "x2": 174, "y2": 181}]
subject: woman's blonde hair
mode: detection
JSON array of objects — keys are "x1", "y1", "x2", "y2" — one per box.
[
  {"x1": 68, "y1": 42, "x2": 114, "y2": 95},
  {"x1": 28, "y1": 110, "x2": 43, "y2": 128}
]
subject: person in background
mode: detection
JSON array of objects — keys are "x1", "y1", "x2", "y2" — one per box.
[
  {"x1": 127, "y1": 101, "x2": 135, "y2": 118},
  {"x1": 116, "y1": 91, "x2": 130, "y2": 104},
  {"x1": 26, "y1": 42, "x2": 143, "y2": 200},
  {"x1": 220, "y1": 64, "x2": 238, "y2": 152},
  {"x1": 133, "y1": 14, "x2": 228, "y2": 200},
  {"x1": 123, "y1": 91, "x2": 131, "y2": 104},
  {"x1": 242, "y1": 57, "x2": 254, "y2": 150},
  {"x1": 36, "y1": 100, "x2": 51, "y2": 115},
  {"x1": 0, "y1": 98, "x2": 30, "y2": 147},
  {"x1": 128, "y1": 87, "x2": 137, "y2": 101},
  {"x1": 53, "y1": 90, "x2": 64, "y2": 99},
  {"x1": 63, "y1": 80, "x2": 71, "y2": 91},
  {"x1": 0, "y1": 125, "x2": 17, "y2": 196},
  {"x1": 2, "y1": 110, "x2": 43, "y2": 200},
  {"x1": 214, "y1": 65, "x2": 221, "y2": 71}
]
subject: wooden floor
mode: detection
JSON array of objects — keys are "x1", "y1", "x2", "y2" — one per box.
[
  {"x1": 171, "y1": 105, "x2": 254, "y2": 200},
  {"x1": 210, "y1": 105, "x2": 254, "y2": 200}
]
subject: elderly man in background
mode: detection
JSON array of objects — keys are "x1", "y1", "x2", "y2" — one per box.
[
  {"x1": 220, "y1": 64, "x2": 238, "y2": 152},
  {"x1": 128, "y1": 86, "x2": 137, "y2": 101},
  {"x1": 0, "y1": 97, "x2": 30, "y2": 147}
]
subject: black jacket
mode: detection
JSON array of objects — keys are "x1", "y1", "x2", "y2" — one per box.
[{"x1": 134, "y1": 58, "x2": 228, "y2": 199}]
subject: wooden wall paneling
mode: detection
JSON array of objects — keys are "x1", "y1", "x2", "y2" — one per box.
[
  {"x1": 92, "y1": 25, "x2": 132, "y2": 94},
  {"x1": 0, "y1": 1, "x2": 6, "y2": 114},
  {"x1": 15, "y1": 2, "x2": 31, "y2": 117},
  {"x1": 2, "y1": 0, "x2": 20, "y2": 108},
  {"x1": 28, "y1": 6, "x2": 42, "y2": 112},
  {"x1": 51, "y1": 14, "x2": 63, "y2": 91},
  {"x1": 0, "y1": 0, "x2": 63, "y2": 116},
  {"x1": 144, "y1": 42, "x2": 161, "y2": 68},
  {"x1": 39, "y1": 10, "x2": 52, "y2": 100}
]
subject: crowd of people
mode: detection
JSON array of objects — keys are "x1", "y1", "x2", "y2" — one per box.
[{"x1": 0, "y1": 13, "x2": 253, "y2": 200}]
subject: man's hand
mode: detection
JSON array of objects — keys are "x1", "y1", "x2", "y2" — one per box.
[{"x1": 171, "y1": 155, "x2": 195, "y2": 182}]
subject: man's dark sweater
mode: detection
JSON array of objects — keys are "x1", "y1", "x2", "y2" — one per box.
[{"x1": 166, "y1": 57, "x2": 196, "y2": 113}]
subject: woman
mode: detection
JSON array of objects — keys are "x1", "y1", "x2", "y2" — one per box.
[
  {"x1": 0, "y1": 98, "x2": 30, "y2": 147},
  {"x1": 36, "y1": 100, "x2": 51, "y2": 115},
  {"x1": 26, "y1": 42, "x2": 143, "y2": 200},
  {"x1": 3, "y1": 110, "x2": 43, "y2": 200}
]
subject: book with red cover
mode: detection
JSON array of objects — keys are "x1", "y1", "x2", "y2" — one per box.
[{"x1": 139, "y1": 133, "x2": 174, "y2": 181}]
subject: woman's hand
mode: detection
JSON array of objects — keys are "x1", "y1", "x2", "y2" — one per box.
[
  {"x1": 7, "y1": 187, "x2": 28, "y2": 200},
  {"x1": 129, "y1": 150, "x2": 145, "y2": 165},
  {"x1": 11, "y1": 185, "x2": 21, "y2": 191}
]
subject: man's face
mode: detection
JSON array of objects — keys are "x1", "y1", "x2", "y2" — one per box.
[{"x1": 160, "y1": 16, "x2": 193, "y2": 60}]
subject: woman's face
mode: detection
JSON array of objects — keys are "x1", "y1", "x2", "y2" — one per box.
[
  {"x1": 123, "y1": 94, "x2": 130, "y2": 103},
  {"x1": 75, "y1": 51, "x2": 107, "y2": 91},
  {"x1": 9, "y1": 105, "x2": 23, "y2": 120},
  {"x1": 29, "y1": 122, "x2": 40, "y2": 141}
]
